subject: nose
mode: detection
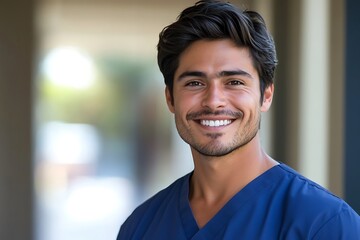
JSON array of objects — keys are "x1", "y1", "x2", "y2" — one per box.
[{"x1": 201, "y1": 82, "x2": 227, "y2": 110}]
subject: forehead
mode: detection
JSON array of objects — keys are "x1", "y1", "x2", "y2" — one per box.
[{"x1": 175, "y1": 39, "x2": 258, "y2": 80}]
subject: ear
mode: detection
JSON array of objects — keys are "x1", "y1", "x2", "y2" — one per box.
[
  {"x1": 165, "y1": 86, "x2": 175, "y2": 113},
  {"x1": 260, "y1": 83, "x2": 274, "y2": 112}
]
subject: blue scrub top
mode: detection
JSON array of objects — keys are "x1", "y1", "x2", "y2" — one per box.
[{"x1": 118, "y1": 164, "x2": 360, "y2": 239}]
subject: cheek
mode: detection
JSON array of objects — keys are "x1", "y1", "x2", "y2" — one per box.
[
  {"x1": 229, "y1": 91, "x2": 260, "y2": 109},
  {"x1": 173, "y1": 91, "x2": 201, "y2": 110}
]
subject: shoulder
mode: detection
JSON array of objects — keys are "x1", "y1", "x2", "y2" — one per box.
[
  {"x1": 278, "y1": 164, "x2": 341, "y2": 202},
  {"x1": 276, "y1": 164, "x2": 360, "y2": 238},
  {"x1": 277, "y1": 164, "x2": 345, "y2": 212},
  {"x1": 117, "y1": 173, "x2": 190, "y2": 239},
  {"x1": 130, "y1": 174, "x2": 186, "y2": 217}
]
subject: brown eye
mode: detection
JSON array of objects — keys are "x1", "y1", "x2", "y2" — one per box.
[
  {"x1": 186, "y1": 81, "x2": 203, "y2": 87},
  {"x1": 228, "y1": 80, "x2": 244, "y2": 85}
]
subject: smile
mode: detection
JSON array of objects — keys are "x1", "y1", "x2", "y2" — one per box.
[{"x1": 200, "y1": 119, "x2": 232, "y2": 127}]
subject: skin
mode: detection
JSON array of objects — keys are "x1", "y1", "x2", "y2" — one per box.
[{"x1": 165, "y1": 39, "x2": 278, "y2": 228}]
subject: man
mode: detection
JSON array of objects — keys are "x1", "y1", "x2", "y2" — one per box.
[{"x1": 117, "y1": 1, "x2": 360, "y2": 239}]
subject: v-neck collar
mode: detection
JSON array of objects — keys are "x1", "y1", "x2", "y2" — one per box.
[{"x1": 179, "y1": 164, "x2": 283, "y2": 239}]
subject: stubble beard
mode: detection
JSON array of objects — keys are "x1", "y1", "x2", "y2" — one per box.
[{"x1": 175, "y1": 110, "x2": 261, "y2": 157}]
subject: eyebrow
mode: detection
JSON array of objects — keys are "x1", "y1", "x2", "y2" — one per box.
[
  {"x1": 218, "y1": 70, "x2": 253, "y2": 79},
  {"x1": 177, "y1": 69, "x2": 254, "y2": 81},
  {"x1": 177, "y1": 71, "x2": 206, "y2": 81}
]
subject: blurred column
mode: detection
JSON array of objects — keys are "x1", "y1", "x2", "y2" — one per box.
[
  {"x1": 0, "y1": 0, "x2": 35, "y2": 239},
  {"x1": 272, "y1": 0, "x2": 345, "y2": 195},
  {"x1": 272, "y1": 0, "x2": 302, "y2": 169},
  {"x1": 345, "y1": 0, "x2": 360, "y2": 213},
  {"x1": 298, "y1": 0, "x2": 330, "y2": 188},
  {"x1": 328, "y1": 0, "x2": 345, "y2": 198}
]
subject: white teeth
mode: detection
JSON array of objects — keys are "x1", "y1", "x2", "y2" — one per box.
[{"x1": 200, "y1": 120, "x2": 232, "y2": 127}]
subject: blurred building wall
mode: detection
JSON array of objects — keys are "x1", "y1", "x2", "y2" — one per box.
[{"x1": 0, "y1": 0, "x2": 35, "y2": 239}]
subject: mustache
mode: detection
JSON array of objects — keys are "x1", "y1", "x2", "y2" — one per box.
[{"x1": 186, "y1": 109, "x2": 243, "y2": 120}]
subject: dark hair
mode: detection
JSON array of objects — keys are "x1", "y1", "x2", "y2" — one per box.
[{"x1": 157, "y1": 0, "x2": 277, "y2": 103}]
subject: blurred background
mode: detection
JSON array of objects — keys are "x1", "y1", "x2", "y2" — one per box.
[{"x1": 0, "y1": 0, "x2": 359, "y2": 239}]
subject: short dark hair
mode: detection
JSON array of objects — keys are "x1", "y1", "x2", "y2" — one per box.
[{"x1": 157, "y1": 0, "x2": 277, "y2": 103}]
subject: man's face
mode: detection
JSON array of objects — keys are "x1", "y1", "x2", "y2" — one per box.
[{"x1": 166, "y1": 39, "x2": 273, "y2": 157}]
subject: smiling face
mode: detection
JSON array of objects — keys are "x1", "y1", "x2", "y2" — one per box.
[{"x1": 166, "y1": 39, "x2": 273, "y2": 157}]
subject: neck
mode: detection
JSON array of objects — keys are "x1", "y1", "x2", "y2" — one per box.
[{"x1": 189, "y1": 133, "x2": 278, "y2": 204}]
